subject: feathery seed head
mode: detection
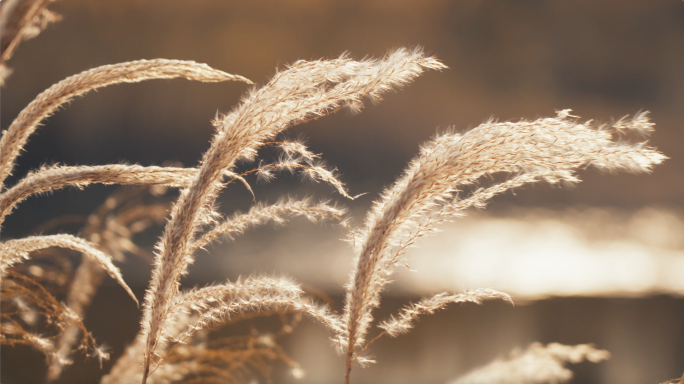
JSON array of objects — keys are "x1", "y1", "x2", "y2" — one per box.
[{"x1": 342, "y1": 110, "x2": 664, "y2": 378}]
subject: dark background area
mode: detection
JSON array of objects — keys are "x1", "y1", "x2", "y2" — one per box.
[
  {"x1": 3, "y1": 0, "x2": 684, "y2": 229},
  {"x1": 2, "y1": 1, "x2": 684, "y2": 383}
]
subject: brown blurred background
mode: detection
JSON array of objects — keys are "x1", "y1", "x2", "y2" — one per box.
[{"x1": 2, "y1": 1, "x2": 684, "y2": 383}]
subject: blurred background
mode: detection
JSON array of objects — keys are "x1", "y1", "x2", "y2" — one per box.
[{"x1": 2, "y1": 0, "x2": 684, "y2": 383}]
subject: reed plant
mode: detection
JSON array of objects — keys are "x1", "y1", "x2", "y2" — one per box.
[{"x1": 1, "y1": 1, "x2": 677, "y2": 383}]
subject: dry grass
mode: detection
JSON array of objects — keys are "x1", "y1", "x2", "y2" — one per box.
[
  {"x1": 449, "y1": 343, "x2": 611, "y2": 384},
  {"x1": 340, "y1": 109, "x2": 663, "y2": 382},
  {"x1": 0, "y1": 59, "x2": 250, "y2": 192},
  {"x1": 0, "y1": 234, "x2": 137, "y2": 303},
  {"x1": 47, "y1": 186, "x2": 171, "y2": 381},
  {"x1": 0, "y1": 0, "x2": 61, "y2": 84},
  {"x1": 0, "y1": 2, "x2": 674, "y2": 384},
  {"x1": 137, "y1": 47, "x2": 444, "y2": 383}
]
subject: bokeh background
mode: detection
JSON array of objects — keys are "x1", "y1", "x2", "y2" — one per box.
[{"x1": 2, "y1": 0, "x2": 684, "y2": 383}]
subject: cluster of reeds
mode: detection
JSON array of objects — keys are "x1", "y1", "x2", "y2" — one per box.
[{"x1": 1, "y1": 1, "x2": 678, "y2": 383}]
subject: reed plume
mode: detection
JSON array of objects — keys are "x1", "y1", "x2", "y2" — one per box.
[
  {"x1": 0, "y1": 59, "x2": 250, "y2": 190},
  {"x1": 168, "y1": 276, "x2": 344, "y2": 346},
  {"x1": 139, "y1": 47, "x2": 445, "y2": 384},
  {"x1": 152, "y1": 334, "x2": 303, "y2": 384},
  {"x1": 250, "y1": 138, "x2": 360, "y2": 199},
  {"x1": 0, "y1": 164, "x2": 198, "y2": 227},
  {"x1": 449, "y1": 342, "x2": 611, "y2": 384},
  {"x1": 46, "y1": 187, "x2": 171, "y2": 382},
  {"x1": 1, "y1": 271, "x2": 108, "y2": 373},
  {"x1": 379, "y1": 289, "x2": 513, "y2": 338},
  {"x1": 342, "y1": 110, "x2": 665, "y2": 383},
  {"x1": 107, "y1": 198, "x2": 345, "y2": 383},
  {"x1": 105, "y1": 275, "x2": 341, "y2": 384},
  {"x1": 345, "y1": 289, "x2": 513, "y2": 368},
  {"x1": 0, "y1": 0, "x2": 61, "y2": 84},
  {"x1": 0, "y1": 234, "x2": 137, "y2": 304},
  {"x1": 104, "y1": 314, "x2": 306, "y2": 384},
  {"x1": 190, "y1": 198, "x2": 348, "y2": 254}
]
